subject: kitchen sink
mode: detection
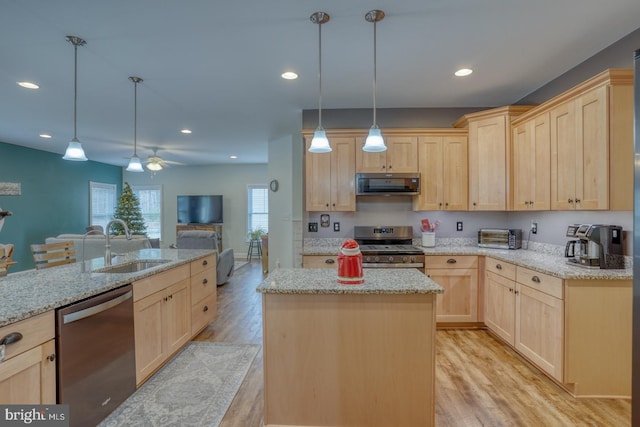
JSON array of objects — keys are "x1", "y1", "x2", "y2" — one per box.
[{"x1": 94, "y1": 260, "x2": 170, "y2": 274}]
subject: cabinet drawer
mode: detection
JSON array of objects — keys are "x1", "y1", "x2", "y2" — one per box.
[
  {"x1": 426, "y1": 255, "x2": 477, "y2": 269},
  {"x1": 0, "y1": 311, "x2": 54, "y2": 362},
  {"x1": 191, "y1": 293, "x2": 217, "y2": 336},
  {"x1": 191, "y1": 254, "x2": 216, "y2": 276},
  {"x1": 516, "y1": 266, "x2": 563, "y2": 299},
  {"x1": 485, "y1": 257, "x2": 516, "y2": 280},
  {"x1": 303, "y1": 255, "x2": 338, "y2": 268},
  {"x1": 191, "y1": 269, "x2": 216, "y2": 304},
  {"x1": 134, "y1": 264, "x2": 190, "y2": 302}
]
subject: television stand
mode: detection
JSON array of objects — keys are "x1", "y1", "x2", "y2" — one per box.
[{"x1": 176, "y1": 224, "x2": 222, "y2": 252}]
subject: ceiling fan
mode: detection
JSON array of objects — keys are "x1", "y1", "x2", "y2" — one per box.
[{"x1": 144, "y1": 148, "x2": 182, "y2": 172}]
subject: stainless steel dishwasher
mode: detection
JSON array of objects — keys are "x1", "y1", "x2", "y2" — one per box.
[{"x1": 56, "y1": 284, "x2": 136, "y2": 427}]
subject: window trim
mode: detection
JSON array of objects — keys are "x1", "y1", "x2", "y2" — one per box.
[{"x1": 89, "y1": 181, "x2": 117, "y2": 231}]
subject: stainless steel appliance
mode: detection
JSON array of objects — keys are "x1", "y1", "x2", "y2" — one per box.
[
  {"x1": 354, "y1": 226, "x2": 424, "y2": 268},
  {"x1": 355, "y1": 173, "x2": 420, "y2": 196},
  {"x1": 56, "y1": 284, "x2": 136, "y2": 427},
  {"x1": 477, "y1": 228, "x2": 522, "y2": 249},
  {"x1": 565, "y1": 224, "x2": 624, "y2": 269}
]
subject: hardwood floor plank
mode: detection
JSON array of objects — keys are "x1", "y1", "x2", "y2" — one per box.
[{"x1": 194, "y1": 262, "x2": 631, "y2": 426}]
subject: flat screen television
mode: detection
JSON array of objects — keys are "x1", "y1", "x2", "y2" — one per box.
[{"x1": 177, "y1": 195, "x2": 223, "y2": 224}]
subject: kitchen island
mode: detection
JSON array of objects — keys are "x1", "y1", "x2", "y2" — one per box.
[{"x1": 257, "y1": 268, "x2": 443, "y2": 427}]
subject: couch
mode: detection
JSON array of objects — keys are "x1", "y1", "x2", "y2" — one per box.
[
  {"x1": 175, "y1": 230, "x2": 234, "y2": 285},
  {"x1": 45, "y1": 234, "x2": 152, "y2": 261}
]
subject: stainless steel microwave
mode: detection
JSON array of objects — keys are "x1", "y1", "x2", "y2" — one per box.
[{"x1": 355, "y1": 173, "x2": 420, "y2": 196}]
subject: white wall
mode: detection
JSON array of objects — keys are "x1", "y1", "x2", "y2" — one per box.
[
  {"x1": 124, "y1": 164, "x2": 268, "y2": 256},
  {"x1": 267, "y1": 135, "x2": 295, "y2": 269}
]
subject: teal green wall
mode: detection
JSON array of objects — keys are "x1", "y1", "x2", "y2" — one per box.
[{"x1": 0, "y1": 142, "x2": 122, "y2": 271}]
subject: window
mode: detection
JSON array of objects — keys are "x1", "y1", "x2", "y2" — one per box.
[
  {"x1": 132, "y1": 185, "x2": 162, "y2": 240},
  {"x1": 248, "y1": 185, "x2": 268, "y2": 235},
  {"x1": 89, "y1": 181, "x2": 117, "y2": 231}
]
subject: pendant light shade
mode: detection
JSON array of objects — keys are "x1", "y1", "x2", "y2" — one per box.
[
  {"x1": 63, "y1": 36, "x2": 88, "y2": 161},
  {"x1": 126, "y1": 76, "x2": 145, "y2": 172},
  {"x1": 363, "y1": 10, "x2": 387, "y2": 153},
  {"x1": 308, "y1": 11, "x2": 332, "y2": 153}
]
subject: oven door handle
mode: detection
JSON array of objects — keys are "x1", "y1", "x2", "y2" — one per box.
[{"x1": 362, "y1": 263, "x2": 424, "y2": 268}]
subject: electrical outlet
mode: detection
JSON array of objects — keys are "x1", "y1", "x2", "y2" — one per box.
[
  {"x1": 308, "y1": 222, "x2": 318, "y2": 232},
  {"x1": 333, "y1": 222, "x2": 340, "y2": 232},
  {"x1": 531, "y1": 222, "x2": 538, "y2": 234},
  {"x1": 456, "y1": 221, "x2": 463, "y2": 231}
]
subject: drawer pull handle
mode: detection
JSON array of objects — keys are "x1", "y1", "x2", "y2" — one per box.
[
  {"x1": 531, "y1": 276, "x2": 541, "y2": 283},
  {"x1": 47, "y1": 354, "x2": 56, "y2": 362},
  {"x1": 202, "y1": 259, "x2": 208, "y2": 266},
  {"x1": 203, "y1": 305, "x2": 209, "y2": 312},
  {"x1": 202, "y1": 278, "x2": 208, "y2": 285},
  {"x1": 325, "y1": 259, "x2": 335, "y2": 264},
  {"x1": 0, "y1": 332, "x2": 23, "y2": 346},
  {"x1": 446, "y1": 258, "x2": 457, "y2": 264},
  {"x1": 515, "y1": 290, "x2": 520, "y2": 295},
  {"x1": 496, "y1": 264, "x2": 502, "y2": 270}
]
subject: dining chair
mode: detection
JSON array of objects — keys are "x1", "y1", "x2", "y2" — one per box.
[{"x1": 31, "y1": 241, "x2": 76, "y2": 269}]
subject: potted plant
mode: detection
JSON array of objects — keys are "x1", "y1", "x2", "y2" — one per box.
[{"x1": 248, "y1": 228, "x2": 265, "y2": 241}]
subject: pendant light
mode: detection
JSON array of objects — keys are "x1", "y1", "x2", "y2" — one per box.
[
  {"x1": 126, "y1": 76, "x2": 144, "y2": 172},
  {"x1": 308, "y1": 11, "x2": 331, "y2": 153},
  {"x1": 63, "y1": 36, "x2": 88, "y2": 161},
  {"x1": 363, "y1": 10, "x2": 387, "y2": 153}
]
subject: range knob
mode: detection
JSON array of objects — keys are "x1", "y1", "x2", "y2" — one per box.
[
  {"x1": 374, "y1": 256, "x2": 380, "y2": 262},
  {"x1": 365, "y1": 256, "x2": 372, "y2": 263},
  {"x1": 410, "y1": 256, "x2": 416, "y2": 263},
  {"x1": 402, "y1": 256, "x2": 408, "y2": 263},
  {"x1": 388, "y1": 256, "x2": 394, "y2": 262}
]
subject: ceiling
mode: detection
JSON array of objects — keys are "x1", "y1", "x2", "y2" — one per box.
[{"x1": 1, "y1": 0, "x2": 639, "y2": 167}]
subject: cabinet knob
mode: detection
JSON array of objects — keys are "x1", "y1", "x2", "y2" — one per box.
[
  {"x1": 496, "y1": 264, "x2": 502, "y2": 270},
  {"x1": 0, "y1": 332, "x2": 23, "y2": 346},
  {"x1": 202, "y1": 259, "x2": 208, "y2": 266},
  {"x1": 472, "y1": 202, "x2": 477, "y2": 207},
  {"x1": 515, "y1": 290, "x2": 520, "y2": 295},
  {"x1": 531, "y1": 276, "x2": 541, "y2": 283},
  {"x1": 509, "y1": 288, "x2": 513, "y2": 293},
  {"x1": 439, "y1": 202, "x2": 443, "y2": 207},
  {"x1": 524, "y1": 201, "x2": 529, "y2": 206},
  {"x1": 575, "y1": 198, "x2": 581, "y2": 204},
  {"x1": 388, "y1": 165, "x2": 392, "y2": 170},
  {"x1": 203, "y1": 305, "x2": 209, "y2": 312},
  {"x1": 568, "y1": 198, "x2": 574, "y2": 204},
  {"x1": 47, "y1": 354, "x2": 56, "y2": 362},
  {"x1": 381, "y1": 165, "x2": 386, "y2": 170},
  {"x1": 202, "y1": 278, "x2": 208, "y2": 285},
  {"x1": 325, "y1": 258, "x2": 335, "y2": 264},
  {"x1": 445, "y1": 202, "x2": 449, "y2": 207},
  {"x1": 446, "y1": 258, "x2": 457, "y2": 264},
  {"x1": 529, "y1": 201, "x2": 534, "y2": 206}
]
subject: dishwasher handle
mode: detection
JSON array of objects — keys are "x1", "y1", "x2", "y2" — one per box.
[{"x1": 63, "y1": 289, "x2": 133, "y2": 325}]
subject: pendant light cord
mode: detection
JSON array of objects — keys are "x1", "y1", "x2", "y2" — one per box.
[
  {"x1": 133, "y1": 80, "x2": 138, "y2": 155},
  {"x1": 372, "y1": 19, "x2": 377, "y2": 128},
  {"x1": 73, "y1": 43, "x2": 78, "y2": 141},
  {"x1": 318, "y1": 20, "x2": 323, "y2": 129}
]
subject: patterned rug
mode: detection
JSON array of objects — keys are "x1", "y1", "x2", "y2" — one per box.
[
  {"x1": 99, "y1": 342, "x2": 260, "y2": 427},
  {"x1": 233, "y1": 260, "x2": 249, "y2": 271}
]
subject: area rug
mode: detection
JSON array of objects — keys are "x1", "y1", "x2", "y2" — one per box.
[
  {"x1": 99, "y1": 342, "x2": 260, "y2": 427},
  {"x1": 233, "y1": 260, "x2": 248, "y2": 271}
]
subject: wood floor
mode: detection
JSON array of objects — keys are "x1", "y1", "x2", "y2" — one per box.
[{"x1": 194, "y1": 261, "x2": 631, "y2": 427}]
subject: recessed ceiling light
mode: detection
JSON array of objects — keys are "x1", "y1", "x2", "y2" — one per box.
[
  {"x1": 180, "y1": 129, "x2": 192, "y2": 134},
  {"x1": 18, "y1": 81, "x2": 39, "y2": 89},
  {"x1": 281, "y1": 71, "x2": 298, "y2": 80},
  {"x1": 454, "y1": 68, "x2": 473, "y2": 77},
  {"x1": 39, "y1": 133, "x2": 52, "y2": 139},
  {"x1": 230, "y1": 155, "x2": 238, "y2": 159}
]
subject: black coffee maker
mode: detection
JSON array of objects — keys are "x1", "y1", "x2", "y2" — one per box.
[{"x1": 565, "y1": 224, "x2": 624, "y2": 269}]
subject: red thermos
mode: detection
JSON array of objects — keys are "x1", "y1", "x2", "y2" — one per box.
[{"x1": 337, "y1": 240, "x2": 364, "y2": 284}]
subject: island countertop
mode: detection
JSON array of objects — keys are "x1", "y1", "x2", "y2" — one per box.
[
  {"x1": 0, "y1": 248, "x2": 215, "y2": 327},
  {"x1": 257, "y1": 267, "x2": 444, "y2": 295}
]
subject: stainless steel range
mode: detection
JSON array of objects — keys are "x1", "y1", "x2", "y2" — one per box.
[{"x1": 354, "y1": 226, "x2": 425, "y2": 268}]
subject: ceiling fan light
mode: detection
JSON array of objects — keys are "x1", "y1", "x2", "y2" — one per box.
[
  {"x1": 62, "y1": 139, "x2": 88, "y2": 161},
  {"x1": 309, "y1": 129, "x2": 332, "y2": 153},
  {"x1": 146, "y1": 162, "x2": 163, "y2": 171},
  {"x1": 126, "y1": 155, "x2": 144, "y2": 172},
  {"x1": 363, "y1": 128, "x2": 387, "y2": 152}
]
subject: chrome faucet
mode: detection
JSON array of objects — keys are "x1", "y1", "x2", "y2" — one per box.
[
  {"x1": 81, "y1": 229, "x2": 106, "y2": 273},
  {"x1": 105, "y1": 219, "x2": 132, "y2": 266}
]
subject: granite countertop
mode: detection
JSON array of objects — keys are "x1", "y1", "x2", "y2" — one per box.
[
  {"x1": 0, "y1": 248, "x2": 215, "y2": 327},
  {"x1": 257, "y1": 268, "x2": 444, "y2": 295},
  {"x1": 302, "y1": 241, "x2": 632, "y2": 281}
]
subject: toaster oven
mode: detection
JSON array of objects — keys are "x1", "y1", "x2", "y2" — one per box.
[{"x1": 478, "y1": 229, "x2": 522, "y2": 249}]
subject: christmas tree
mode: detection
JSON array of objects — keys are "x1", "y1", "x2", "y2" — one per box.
[{"x1": 111, "y1": 182, "x2": 147, "y2": 236}]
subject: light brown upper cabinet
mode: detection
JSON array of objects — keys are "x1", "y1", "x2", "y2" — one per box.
[
  {"x1": 304, "y1": 135, "x2": 357, "y2": 212},
  {"x1": 356, "y1": 135, "x2": 418, "y2": 173},
  {"x1": 455, "y1": 106, "x2": 533, "y2": 211},
  {"x1": 511, "y1": 112, "x2": 551, "y2": 210},
  {"x1": 414, "y1": 131, "x2": 468, "y2": 211}
]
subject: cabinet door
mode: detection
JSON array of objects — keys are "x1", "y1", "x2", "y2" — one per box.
[
  {"x1": 305, "y1": 137, "x2": 333, "y2": 211},
  {"x1": 512, "y1": 122, "x2": 532, "y2": 210},
  {"x1": 0, "y1": 340, "x2": 56, "y2": 404},
  {"x1": 165, "y1": 278, "x2": 191, "y2": 356},
  {"x1": 530, "y1": 113, "x2": 551, "y2": 210},
  {"x1": 468, "y1": 115, "x2": 508, "y2": 210},
  {"x1": 515, "y1": 283, "x2": 563, "y2": 381},
  {"x1": 356, "y1": 139, "x2": 387, "y2": 172},
  {"x1": 386, "y1": 136, "x2": 418, "y2": 172},
  {"x1": 330, "y1": 137, "x2": 356, "y2": 211},
  {"x1": 550, "y1": 100, "x2": 578, "y2": 210},
  {"x1": 416, "y1": 136, "x2": 443, "y2": 210},
  {"x1": 428, "y1": 267, "x2": 478, "y2": 323},
  {"x1": 134, "y1": 290, "x2": 166, "y2": 384},
  {"x1": 484, "y1": 271, "x2": 516, "y2": 345},
  {"x1": 576, "y1": 86, "x2": 608, "y2": 210},
  {"x1": 442, "y1": 135, "x2": 468, "y2": 210}
]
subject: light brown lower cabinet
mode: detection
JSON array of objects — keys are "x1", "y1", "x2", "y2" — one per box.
[
  {"x1": 190, "y1": 254, "x2": 217, "y2": 336},
  {"x1": 0, "y1": 311, "x2": 56, "y2": 404},
  {"x1": 426, "y1": 256, "x2": 478, "y2": 323}
]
